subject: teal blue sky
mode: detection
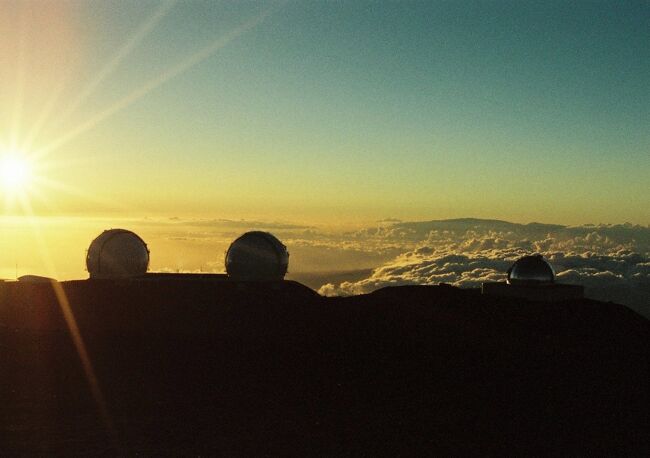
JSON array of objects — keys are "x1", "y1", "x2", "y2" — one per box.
[{"x1": 1, "y1": 1, "x2": 648, "y2": 224}]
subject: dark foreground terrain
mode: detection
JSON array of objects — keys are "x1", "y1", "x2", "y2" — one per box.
[{"x1": 1, "y1": 277, "x2": 649, "y2": 455}]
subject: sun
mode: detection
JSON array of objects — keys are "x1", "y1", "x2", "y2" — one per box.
[{"x1": 1, "y1": 153, "x2": 32, "y2": 192}]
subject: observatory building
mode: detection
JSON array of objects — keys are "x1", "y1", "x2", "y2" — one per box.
[
  {"x1": 226, "y1": 231, "x2": 289, "y2": 281},
  {"x1": 507, "y1": 254, "x2": 555, "y2": 286},
  {"x1": 482, "y1": 254, "x2": 583, "y2": 301},
  {"x1": 86, "y1": 229, "x2": 150, "y2": 279}
]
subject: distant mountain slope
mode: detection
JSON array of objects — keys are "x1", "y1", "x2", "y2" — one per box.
[{"x1": 377, "y1": 218, "x2": 649, "y2": 243}]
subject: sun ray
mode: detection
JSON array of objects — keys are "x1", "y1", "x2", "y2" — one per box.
[
  {"x1": 19, "y1": 184, "x2": 58, "y2": 213},
  {"x1": 35, "y1": 175, "x2": 128, "y2": 213},
  {"x1": 34, "y1": 3, "x2": 284, "y2": 161},
  {"x1": 48, "y1": 0, "x2": 177, "y2": 136},
  {"x1": 9, "y1": 8, "x2": 28, "y2": 151},
  {"x1": 20, "y1": 77, "x2": 69, "y2": 155},
  {"x1": 1, "y1": 150, "x2": 125, "y2": 217}
]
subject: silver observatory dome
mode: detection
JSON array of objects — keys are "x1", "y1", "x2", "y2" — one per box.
[
  {"x1": 507, "y1": 254, "x2": 555, "y2": 286},
  {"x1": 86, "y1": 229, "x2": 150, "y2": 279},
  {"x1": 225, "y1": 231, "x2": 289, "y2": 281}
]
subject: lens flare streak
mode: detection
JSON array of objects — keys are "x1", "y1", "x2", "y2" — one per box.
[{"x1": 17, "y1": 195, "x2": 119, "y2": 448}]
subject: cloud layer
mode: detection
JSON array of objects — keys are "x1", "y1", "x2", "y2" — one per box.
[
  {"x1": 5, "y1": 215, "x2": 647, "y2": 320},
  {"x1": 318, "y1": 219, "x2": 650, "y2": 318}
]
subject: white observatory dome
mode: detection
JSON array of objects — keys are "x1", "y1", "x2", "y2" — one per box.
[
  {"x1": 507, "y1": 254, "x2": 555, "y2": 286},
  {"x1": 225, "y1": 231, "x2": 289, "y2": 281},
  {"x1": 86, "y1": 229, "x2": 150, "y2": 279}
]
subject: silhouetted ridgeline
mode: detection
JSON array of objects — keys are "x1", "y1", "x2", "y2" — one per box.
[{"x1": 1, "y1": 279, "x2": 649, "y2": 455}]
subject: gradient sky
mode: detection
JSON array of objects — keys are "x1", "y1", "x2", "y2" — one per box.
[{"x1": 0, "y1": 0, "x2": 648, "y2": 225}]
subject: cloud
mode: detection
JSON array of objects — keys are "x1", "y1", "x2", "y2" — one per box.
[{"x1": 318, "y1": 219, "x2": 650, "y2": 318}]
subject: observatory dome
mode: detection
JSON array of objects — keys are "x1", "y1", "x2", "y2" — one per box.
[
  {"x1": 507, "y1": 254, "x2": 555, "y2": 286},
  {"x1": 86, "y1": 229, "x2": 149, "y2": 279},
  {"x1": 225, "y1": 231, "x2": 289, "y2": 281}
]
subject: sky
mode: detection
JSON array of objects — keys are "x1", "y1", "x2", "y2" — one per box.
[
  {"x1": 0, "y1": 0, "x2": 648, "y2": 225},
  {"x1": 0, "y1": 1, "x2": 648, "y2": 301}
]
